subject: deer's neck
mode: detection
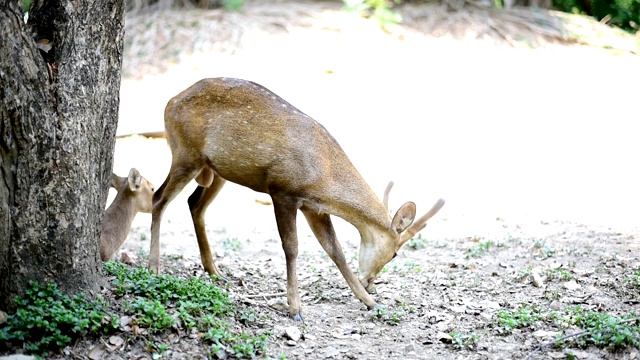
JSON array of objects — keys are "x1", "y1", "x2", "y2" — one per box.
[
  {"x1": 324, "y1": 178, "x2": 391, "y2": 239},
  {"x1": 100, "y1": 190, "x2": 137, "y2": 260}
]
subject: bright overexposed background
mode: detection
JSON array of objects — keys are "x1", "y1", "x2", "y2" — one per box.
[{"x1": 111, "y1": 3, "x2": 640, "y2": 260}]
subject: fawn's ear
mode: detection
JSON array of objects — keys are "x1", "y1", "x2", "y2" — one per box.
[
  {"x1": 390, "y1": 202, "x2": 416, "y2": 234},
  {"x1": 111, "y1": 173, "x2": 125, "y2": 189},
  {"x1": 127, "y1": 168, "x2": 142, "y2": 192}
]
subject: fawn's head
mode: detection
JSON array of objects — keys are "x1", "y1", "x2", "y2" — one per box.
[{"x1": 110, "y1": 168, "x2": 154, "y2": 213}]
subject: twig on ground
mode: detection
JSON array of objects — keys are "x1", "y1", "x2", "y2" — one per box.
[{"x1": 243, "y1": 291, "x2": 287, "y2": 298}]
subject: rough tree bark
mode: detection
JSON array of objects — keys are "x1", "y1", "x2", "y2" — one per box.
[{"x1": 0, "y1": 0, "x2": 124, "y2": 310}]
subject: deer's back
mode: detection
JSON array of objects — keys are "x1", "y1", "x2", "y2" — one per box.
[{"x1": 164, "y1": 78, "x2": 356, "y2": 195}]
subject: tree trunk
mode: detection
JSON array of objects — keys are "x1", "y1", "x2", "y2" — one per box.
[{"x1": 0, "y1": 0, "x2": 124, "y2": 310}]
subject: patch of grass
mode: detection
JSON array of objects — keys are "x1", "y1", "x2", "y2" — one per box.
[
  {"x1": 124, "y1": 298, "x2": 175, "y2": 331},
  {"x1": 533, "y1": 240, "x2": 556, "y2": 258},
  {"x1": 449, "y1": 331, "x2": 479, "y2": 350},
  {"x1": 221, "y1": 0, "x2": 243, "y2": 11},
  {"x1": 407, "y1": 235, "x2": 428, "y2": 250},
  {"x1": 104, "y1": 261, "x2": 268, "y2": 358},
  {"x1": 397, "y1": 301, "x2": 416, "y2": 314},
  {"x1": 559, "y1": 306, "x2": 640, "y2": 349},
  {"x1": 626, "y1": 271, "x2": 640, "y2": 287},
  {"x1": 466, "y1": 240, "x2": 493, "y2": 258},
  {"x1": 544, "y1": 289, "x2": 561, "y2": 301},
  {"x1": 105, "y1": 261, "x2": 231, "y2": 316},
  {"x1": 401, "y1": 261, "x2": 422, "y2": 273},
  {"x1": 148, "y1": 341, "x2": 170, "y2": 356},
  {"x1": 546, "y1": 268, "x2": 573, "y2": 281},
  {"x1": 343, "y1": 0, "x2": 403, "y2": 27},
  {"x1": 238, "y1": 309, "x2": 257, "y2": 325},
  {"x1": 515, "y1": 266, "x2": 533, "y2": 281},
  {"x1": 0, "y1": 281, "x2": 118, "y2": 357},
  {"x1": 369, "y1": 306, "x2": 407, "y2": 326},
  {"x1": 492, "y1": 304, "x2": 640, "y2": 353},
  {"x1": 494, "y1": 305, "x2": 543, "y2": 333},
  {"x1": 223, "y1": 237, "x2": 243, "y2": 251},
  {"x1": 382, "y1": 260, "x2": 422, "y2": 274},
  {"x1": 205, "y1": 320, "x2": 269, "y2": 358}
]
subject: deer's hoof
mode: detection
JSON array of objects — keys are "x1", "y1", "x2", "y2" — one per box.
[
  {"x1": 211, "y1": 273, "x2": 230, "y2": 282},
  {"x1": 366, "y1": 283, "x2": 377, "y2": 295},
  {"x1": 368, "y1": 303, "x2": 384, "y2": 311},
  {"x1": 289, "y1": 312, "x2": 304, "y2": 322}
]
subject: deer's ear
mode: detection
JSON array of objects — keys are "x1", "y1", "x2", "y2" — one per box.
[
  {"x1": 391, "y1": 202, "x2": 416, "y2": 234},
  {"x1": 127, "y1": 168, "x2": 142, "y2": 192}
]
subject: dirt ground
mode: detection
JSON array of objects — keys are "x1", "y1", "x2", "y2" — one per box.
[{"x1": 103, "y1": 0, "x2": 640, "y2": 359}]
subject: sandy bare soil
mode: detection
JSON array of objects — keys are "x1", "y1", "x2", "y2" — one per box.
[{"x1": 104, "y1": 1, "x2": 640, "y2": 359}]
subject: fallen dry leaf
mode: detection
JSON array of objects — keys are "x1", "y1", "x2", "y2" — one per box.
[
  {"x1": 87, "y1": 343, "x2": 105, "y2": 360},
  {"x1": 109, "y1": 335, "x2": 125, "y2": 347},
  {"x1": 119, "y1": 315, "x2": 131, "y2": 328},
  {"x1": 532, "y1": 270, "x2": 545, "y2": 287},
  {"x1": 120, "y1": 252, "x2": 137, "y2": 265},
  {"x1": 563, "y1": 280, "x2": 581, "y2": 291}
]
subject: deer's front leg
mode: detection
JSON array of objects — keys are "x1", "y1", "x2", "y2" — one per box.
[
  {"x1": 150, "y1": 185, "x2": 167, "y2": 273},
  {"x1": 187, "y1": 177, "x2": 228, "y2": 280},
  {"x1": 301, "y1": 209, "x2": 377, "y2": 310},
  {"x1": 150, "y1": 166, "x2": 199, "y2": 273},
  {"x1": 272, "y1": 196, "x2": 303, "y2": 321}
]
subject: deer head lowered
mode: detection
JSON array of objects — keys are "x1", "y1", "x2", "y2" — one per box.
[
  {"x1": 100, "y1": 168, "x2": 154, "y2": 261},
  {"x1": 150, "y1": 78, "x2": 444, "y2": 321}
]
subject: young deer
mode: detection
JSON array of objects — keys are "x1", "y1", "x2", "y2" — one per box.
[
  {"x1": 100, "y1": 168, "x2": 154, "y2": 261},
  {"x1": 151, "y1": 78, "x2": 444, "y2": 321}
]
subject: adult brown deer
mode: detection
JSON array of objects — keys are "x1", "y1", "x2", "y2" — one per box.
[
  {"x1": 151, "y1": 78, "x2": 444, "y2": 321},
  {"x1": 100, "y1": 168, "x2": 154, "y2": 261}
]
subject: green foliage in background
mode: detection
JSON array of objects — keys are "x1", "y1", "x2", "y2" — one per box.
[
  {"x1": 344, "y1": 0, "x2": 404, "y2": 26},
  {"x1": 553, "y1": 0, "x2": 640, "y2": 31},
  {"x1": 21, "y1": 0, "x2": 32, "y2": 12},
  {"x1": 222, "y1": 0, "x2": 244, "y2": 12},
  {"x1": 343, "y1": 0, "x2": 639, "y2": 32}
]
